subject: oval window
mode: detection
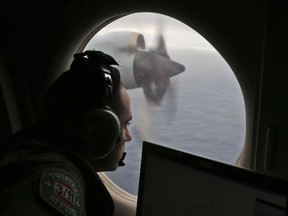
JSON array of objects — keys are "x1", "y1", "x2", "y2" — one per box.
[{"x1": 84, "y1": 12, "x2": 246, "y2": 196}]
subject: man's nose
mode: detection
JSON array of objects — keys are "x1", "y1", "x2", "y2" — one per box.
[{"x1": 125, "y1": 128, "x2": 132, "y2": 142}]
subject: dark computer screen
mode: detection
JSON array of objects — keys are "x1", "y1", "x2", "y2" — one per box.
[{"x1": 136, "y1": 142, "x2": 288, "y2": 216}]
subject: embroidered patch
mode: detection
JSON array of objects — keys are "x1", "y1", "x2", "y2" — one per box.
[{"x1": 39, "y1": 168, "x2": 83, "y2": 216}]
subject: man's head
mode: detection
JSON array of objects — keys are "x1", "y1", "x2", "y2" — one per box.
[{"x1": 37, "y1": 50, "x2": 132, "y2": 171}]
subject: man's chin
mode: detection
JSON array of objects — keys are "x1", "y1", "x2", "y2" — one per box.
[{"x1": 118, "y1": 152, "x2": 127, "y2": 166}]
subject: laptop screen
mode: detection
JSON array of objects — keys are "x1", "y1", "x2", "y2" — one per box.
[{"x1": 136, "y1": 142, "x2": 288, "y2": 216}]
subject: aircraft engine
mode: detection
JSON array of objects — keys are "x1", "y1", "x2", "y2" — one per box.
[
  {"x1": 133, "y1": 49, "x2": 185, "y2": 104},
  {"x1": 85, "y1": 31, "x2": 185, "y2": 104}
]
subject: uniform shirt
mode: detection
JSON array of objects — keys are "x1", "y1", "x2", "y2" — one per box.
[{"x1": 0, "y1": 140, "x2": 114, "y2": 216}]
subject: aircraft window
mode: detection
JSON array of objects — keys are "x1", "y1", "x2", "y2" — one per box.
[{"x1": 84, "y1": 12, "x2": 246, "y2": 196}]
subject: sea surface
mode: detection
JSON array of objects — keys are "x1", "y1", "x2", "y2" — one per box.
[{"x1": 105, "y1": 46, "x2": 246, "y2": 196}]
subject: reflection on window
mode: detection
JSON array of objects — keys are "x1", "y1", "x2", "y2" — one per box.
[{"x1": 84, "y1": 12, "x2": 246, "y2": 196}]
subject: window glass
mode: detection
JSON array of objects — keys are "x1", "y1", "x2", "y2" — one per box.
[{"x1": 84, "y1": 12, "x2": 246, "y2": 196}]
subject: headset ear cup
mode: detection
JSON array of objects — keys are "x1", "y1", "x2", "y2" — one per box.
[{"x1": 80, "y1": 108, "x2": 121, "y2": 158}]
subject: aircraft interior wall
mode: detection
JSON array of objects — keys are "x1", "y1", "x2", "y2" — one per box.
[{"x1": 254, "y1": 1, "x2": 288, "y2": 178}]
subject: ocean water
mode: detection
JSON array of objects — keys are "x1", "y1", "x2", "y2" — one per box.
[{"x1": 106, "y1": 46, "x2": 246, "y2": 195}]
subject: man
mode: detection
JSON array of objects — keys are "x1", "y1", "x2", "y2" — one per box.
[{"x1": 0, "y1": 50, "x2": 132, "y2": 216}]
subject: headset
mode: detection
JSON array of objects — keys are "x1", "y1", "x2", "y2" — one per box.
[{"x1": 71, "y1": 51, "x2": 122, "y2": 159}]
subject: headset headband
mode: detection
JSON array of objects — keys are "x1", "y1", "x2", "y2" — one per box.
[{"x1": 71, "y1": 50, "x2": 121, "y2": 106}]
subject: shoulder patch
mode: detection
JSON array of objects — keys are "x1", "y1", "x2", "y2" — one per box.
[{"x1": 39, "y1": 168, "x2": 83, "y2": 216}]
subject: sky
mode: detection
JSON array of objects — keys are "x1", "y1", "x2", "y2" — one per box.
[{"x1": 89, "y1": 12, "x2": 215, "y2": 50}]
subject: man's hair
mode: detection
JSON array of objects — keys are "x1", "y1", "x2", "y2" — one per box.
[{"x1": 37, "y1": 51, "x2": 122, "y2": 152}]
